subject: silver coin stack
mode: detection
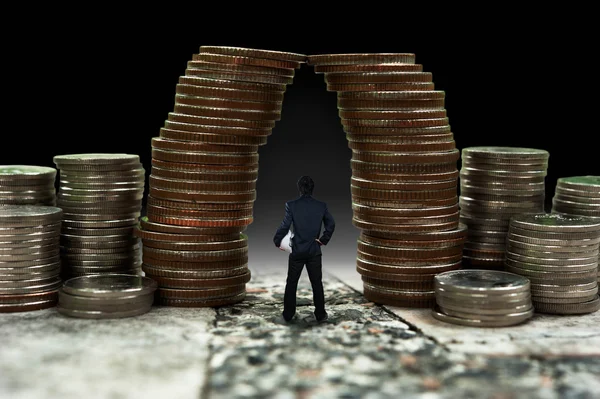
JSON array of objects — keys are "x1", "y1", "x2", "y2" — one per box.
[
  {"x1": 57, "y1": 274, "x2": 157, "y2": 318},
  {"x1": 459, "y1": 147, "x2": 549, "y2": 270},
  {"x1": 506, "y1": 213, "x2": 600, "y2": 314},
  {"x1": 0, "y1": 205, "x2": 63, "y2": 312},
  {"x1": 432, "y1": 269, "x2": 534, "y2": 327},
  {"x1": 54, "y1": 154, "x2": 145, "y2": 280},
  {"x1": 0, "y1": 165, "x2": 57, "y2": 206},
  {"x1": 551, "y1": 176, "x2": 600, "y2": 283}
]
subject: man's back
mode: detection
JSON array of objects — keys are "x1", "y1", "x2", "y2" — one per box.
[
  {"x1": 273, "y1": 194, "x2": 335, "y2": 257},
  {"x1": 273, "y1": 176, "x2": 334, "y2": 323}
]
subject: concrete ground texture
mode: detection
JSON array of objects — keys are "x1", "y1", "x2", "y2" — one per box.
[{"x1": 1, "y1": 265, "x2": 599, "y2": 399}]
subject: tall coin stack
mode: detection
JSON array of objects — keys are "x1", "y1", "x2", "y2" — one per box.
[
  {"x1": 0, "y1": 165, "x2": 57, "y2": 206},
  {"x1": 54, "y1": 154, "x2": 145, "y2": 280},
  {"x1": 459, "y1": 147, "x2": 549, "y2": 270},
  {"x1": 505, "y1": 213, "x2": 600, "y2": 314},
  {"x1": 307, "y1": 53, "x2": 466, "y2": 307},
  {"x1": 0, "y1": 205, "x2": 63, "y2": 312},
  {"x1": 551, "y1": 176, "x2": 600, "y2": 283},
  {"x1": 138, "y1": 46, "x2": 306, "y2": 307}
]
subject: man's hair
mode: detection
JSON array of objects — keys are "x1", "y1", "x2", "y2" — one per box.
[{"x1": 297, "y1": 176, "x2": 314, "y2": 195}]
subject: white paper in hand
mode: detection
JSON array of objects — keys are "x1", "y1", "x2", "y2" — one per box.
[{"x1": 279, "y1": 230, "x2": 293, "y2": 253}]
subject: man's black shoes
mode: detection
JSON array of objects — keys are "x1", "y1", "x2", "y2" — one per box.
[
  {"x1": 273, "y1": 312, "x2": 296, "y2": 325},
  {"x1": 315, "y1": 312, "x2": 328, "y2": 323}
]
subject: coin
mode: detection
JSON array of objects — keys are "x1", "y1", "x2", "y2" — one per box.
[
  {"x1": 56, "y1": 305, "x2": 152, "y2": 319},
  {"x1": 185, "y1": 68, "x2": 294, "y2": 85},
  {"x1": 178, "y1": 76, "x2": 287, "y2": 93},
  {"x1": 307, "y1": 53, "x2": 416, "y2": 65},
  {"x1": 434, "y1": 269, "x2": 530, "y2": 295},
  {"x1": 510, "y1": 213, "x2": 600, "y2": 233},
  {"x1": 187, "y1": 60, "x2": 295, "y2": 77},
  {"x1": 329, "y1": 82, "x2": 435, "y2": 92},
  {"x1": 61, "y1": 274, "x2": 157, "y2": 298},
  {"x1": 0, "y1": 206, "x2": 63, "y2": 227},
  {"x1": 0, "y1": 165, "x2": 56, "y2": 182},
  {"x1": 431, "y1": 305, "x2": 533, "y2": 327}
]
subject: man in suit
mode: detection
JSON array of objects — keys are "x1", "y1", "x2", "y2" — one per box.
[{"x1": 273, "y1": 176, "x2": 336, "y2": 323}]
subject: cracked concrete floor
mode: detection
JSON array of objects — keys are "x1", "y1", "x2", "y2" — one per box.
[{"x1": 1, "y1": 267, "x2": 599, "y2": 399}]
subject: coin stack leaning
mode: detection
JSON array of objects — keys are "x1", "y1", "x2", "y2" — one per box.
[
  {"x1": 54, "y1": 154, "x2": 145, "y2": 280},
  {"x1": 307, "y1": 53, "x2": 466, "y2": 307},
  {"x1": 551, "y1": 176, "x2": 600, "y2": 282},
  {"x1": 57, "y1": 274, "x2": 157, "y2": 319},
  {"x1": 432, "y1": 269, "x2": 534, "y2": 327},
  {"x1": 459, "y1": 147, "x2": 549, "y2": 270},
  {"x1": 139, "y1": 46, "x2": 306, "y2": 307},
  {"x1": 0, "y1": 205, "x2": 63, "y2": 312},
  {"x1": 0, "y1": 165, "x2": 57, "y2": 206},
  {"x1": 505, "y1": 213, "x2": 600, "y2": 314}
]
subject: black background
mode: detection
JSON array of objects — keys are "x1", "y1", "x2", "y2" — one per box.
[{"x1": 4, "y1": 12, "x2": 598, "y2": 267}]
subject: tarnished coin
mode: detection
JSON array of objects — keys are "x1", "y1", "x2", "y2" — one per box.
[
  {"x1": 57, "y1": 305, "x2": 152, "y2": 319},
  {"x1": 461, "y1": 147, "x2": 549, "y2": 160},
  {"x1": 192, "y1": 53, "x2": 301, "y2": 70},
  {"x1": 0, "y1": 165, "x2": 57, "y2": 184},
  {"x1": 329, "y1": 82, "x2": 435, "y2": 92},
  {"x1": 434, "y1": 269, "x2": 530, "y2": 295},
  {"x1": 185, "y1": 68, "x2": 294, "y2": 86},
  {"x1": 510, "y1": 213, "x2": 600, "y2": 233},
  {"x1": 61, "y1": 274, "x2": 157, "y2": 298},
  {"x1": 167, "y1": 111, "x2": 276, "y2": 130},
  {"x1": 340, "y1": 109, "x2": 447, "y2": 120},
  {"x1": 438, "y1": 304, "x2": 534, "y2": 320},
  {"x1": 338, "y1": 97, "x2": 445, "y2": 110},
  {"x1": 0, "y1": 205, "x2": 63, "y2": 227},
  {"x1": 54, "y1": 154, "x2": 140, "y2": 165},
  {"x1": 317, "y1": 63, "x2": 424, "y2": 73},
  {"x1": 160, "y1": 127, "x2": 269, "y2": 146},
  {"x1": 155, "y1": 291, "x2": 246, "y2": 307},
  {"x1": 307, "y1": 53, "x2": 415, "y2": 65},
  {"x1": 555, "y1": 176, "x2": 600, "y2": 193},
  {"x1": 178, "y1": 76, "x2": 287, "y2": 94},
  {"x1": 533, "y1": 296, "x2": 600, "y2": 314},
  {"x1": 187, "y1": 60, "x2": 295, "y2": 77},
  {"x1": 431, "y1": 305, "x2": 533, "y2": 327},
  {"x1": 199, "y1": 46, "x2": 307, "y2": 62},
  {"x1": 140, "y1": 216, "x2": 244, "y2": 235},
  {"x1": 326, "y1": 71, "x2": 433, "y2": 84}
]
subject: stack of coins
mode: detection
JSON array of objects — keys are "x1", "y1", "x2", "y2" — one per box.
[
  {"x1": 57, "y1": 274, "x2": 156, "y2": 318},
  {"x1": 53, "y1": 154, "x2": 145, "y2": 280},
  {"x1": 307, "y1": 53, "x2": 465, "y2": 307},
  {"x1": 551, "y1": 176, "x2": 600, "y2": 282},
  {"x1": 141, "y1": 46, "x2": 306, "y2": 307},
  {"x1": 432, "y1": 269, "x2": 534, "y2": 327},
  {"x1": 0, "y1": 165, "x2": 57, "y2": 206},
  {"x1": 459, "y1": 147, "x2": 549, "y2": 270},
  {"x1": 0, "y1": 205, "x2": 63, "y2": 312},
  {"x1": 506, "y1": 213, "x2": 600, "y2": 314},
  {"x1": 552, "y1": 176, "x2": 600, "y2": 219}
]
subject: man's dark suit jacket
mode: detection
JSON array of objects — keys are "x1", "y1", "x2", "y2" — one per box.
[{"x1": 273, "y1": 194, "x2": 335, "y2": 257}]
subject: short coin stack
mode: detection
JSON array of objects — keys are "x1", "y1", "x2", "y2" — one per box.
[
  {"x1": 141, "y1": 46, "x2": 306, "y2": 307},
  {"x1": 432, "y1": 269, "x2": 534, "y2": 327},
  {"x1": 0, "y1": 165, "x2": 57, "y2": 206},
  {"x1": 459, "y1": 147, "x2": 549, "y2": 270},
  {"x1": 57, "y1": 274, "x2": 157, "y2": 318},
  {"x1": 0, "y1": 205, "x2": 63, "y2": 312},
  {"x1": 54, "y1": 154, "x2": 145, "y2": 280},
  {"x1": 307, "y1": 53, "x2": 465, "y2": 307},
  {"x1": 505, "y1": 213, "x2": 600, "y2": 314},
  {"x1": 551, "y1": 176, "x2": 600, "y2": 282},
  {"x1": 552, "y1": 176, "x2": 600, "y2": 219}
]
